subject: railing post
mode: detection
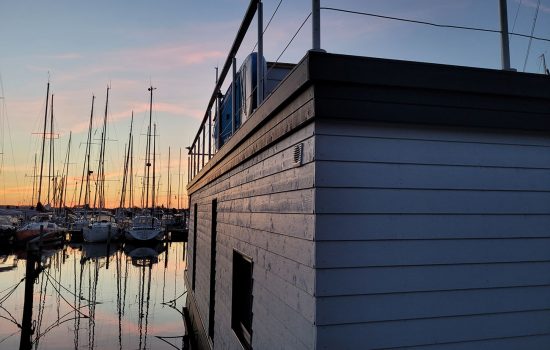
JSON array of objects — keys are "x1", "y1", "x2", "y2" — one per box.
[
  {"x1": 202, "y1": 125, "x2": 205, "y2": 167},
  {"x1": 312, "y1": 0, "x2": 321, "y2": 51},
  {"x1": 499, "y1": 0, "x2": 511, "y2": 70},
  {"x1": 191, "y1": 148, "x2": 194, "y2": 179},
  {"x1": 215, "y1": 67, "x2": 222, "y2": 149},
  {"x1": 208, "y1": 110, "x2": 212, "y2": 159},
  {"x1": 232, "y1": 57, "x2": 237, "y2": 134},
  {"x1": 197, "y1": 136, "x2": 201, "y2": 173},
  {"x1": 195, "y1": 144, "x2": 199, "y2": 176},
  {"x1": 257, "y1": 0, "x2": 264, "y2": 104}
]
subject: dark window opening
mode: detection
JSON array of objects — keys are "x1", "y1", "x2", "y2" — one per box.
[
  {"x1": 208, "y1": 199, "x2": 217, "y2": 340},
  {"x1": 232, "y1": 251, "x2": 253, "y2": 350},
  {"x1": 191, "y1": 203, "x2": 198, "y2": 291}
]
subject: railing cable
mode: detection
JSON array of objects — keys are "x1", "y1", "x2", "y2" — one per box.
[{"x1": 321, "y1": 6, "x2": 550, "y2": 44}]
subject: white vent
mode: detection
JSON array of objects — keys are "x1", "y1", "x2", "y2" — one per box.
[{"x1": 293, "y1": 143, "x2": 303, "y2": 165}]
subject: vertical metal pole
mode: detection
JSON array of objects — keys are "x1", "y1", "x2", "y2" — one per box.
[
  {"x1": 202, "y1": 125, "x2": 205, "y2": 167},
  {"x1": 499, "y1": 0, "x2": 511, "y2": 70},
  {"x1": 232, "y1": 57, "x2": 237, "y2": 134},
  {"x1": 197, "y1": 135, "x2": 201, "y2": 173},
  {"x1": 257, "y1": 0, "x2": 264, "y2": 105},
  {"x1": 192, "y1": 149, "x2": 195, "y2": 179},
  {"x1": 193, "y1": 146, "x2": 200, "y2": 175},
  {"x1": 215, "y1": 67, "x2": 221, "y2": 149},
  {"x1": 187, "y1": 154, "x2": 191, "y2": 183},
  {"x1": 312, "y1": 0, "x2": 321, "y2": 51},
  {"x1": 208, "y1": 111, "x2": 212, "y2": 159}
]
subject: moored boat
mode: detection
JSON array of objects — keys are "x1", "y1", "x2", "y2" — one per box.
[
  {"x1": 82, "y1": 212, "x2": 121, "y2": 243},
  {"x1": 125, "y1": 215, "x2": 163, "y2": 241},
  {"x1": 16, "y1": 221, "x2": 65, "y2": 243}
]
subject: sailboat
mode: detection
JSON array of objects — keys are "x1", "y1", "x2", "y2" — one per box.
[
  {"x1": 69, "y1": 95, "x2": 95, "y2": 240},
  {"x1": 17, "y1": 82, "x2": 65, "y2": 243},
  {"x1": 126, "y1": 87, "x2": 164, "y2": 242},
  {"x1": 83, "y1": 86, "x2": 120, "y2": 243}
]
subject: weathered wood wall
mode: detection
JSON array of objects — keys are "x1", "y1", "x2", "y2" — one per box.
[{"x1": 187, "y1": 55, "x2": 316, "y2": 349}]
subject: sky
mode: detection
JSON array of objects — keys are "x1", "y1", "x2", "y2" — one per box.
[{"x1": 1, "y1": 0, "x2": 549, "y2": 208}]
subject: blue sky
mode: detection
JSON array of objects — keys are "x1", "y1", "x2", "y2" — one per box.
[{"x1": 1, "y1": 0, "x2": 549, "y2": 206}]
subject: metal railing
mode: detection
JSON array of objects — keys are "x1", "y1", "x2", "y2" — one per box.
[
  {"x1": 186, "y1": 0, "x2": 527, "y2": 184},
  {"x1": 186, "y1": 0, "x2": 322, "y2": 185}
]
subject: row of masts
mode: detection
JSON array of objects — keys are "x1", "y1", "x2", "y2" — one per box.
[
  {"x1": 34, "y1": 82, "x2": 72, "y2": 210},
  {"x1": 31, "y1": 82, "x2": 185, "y2": 211}
]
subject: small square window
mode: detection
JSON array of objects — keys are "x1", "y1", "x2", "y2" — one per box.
[{"x1": 232, "y1": 251, "x2": 253, "y2": 349}]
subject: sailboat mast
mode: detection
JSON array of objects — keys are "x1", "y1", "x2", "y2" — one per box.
[
  {"x1": 142, "y1": 124, "x2": 150, "y2": 209},
  {"x1": 31, "y1": 153, "x2": 37, "y2": 206},
  {"x1": 37, "y1": 81, "x2": 50, "y2": 206},
  {"x1": 101, "y1": 86, "x2": 109, "y2": 208},
  {"x1": 48, "y1": 94, "x2": 54, "y2": 205},
  {"x1": 130, "y1": 130, "x2": 134, "y2": 208},
  {"x1": 94, "y1": 86, "x2": 109, "y2": 210},
  {"x1": 79, "y1": 95, "x2": 94, "y2": 208},
  {"x1": 177, "y1": 147, "x2": 181, "y2": 210},
  {"x1": 152, "y1": 123, "x2": 157, "y2": 212},
  {"x1": 145, "y1": 86, "x2": 156, "y2": 211},
  {"x1": 167, "y1": 146, "x2": 171, "y2": 209},
  {"x1": 61, "y1": 132, "x2": 72, "y2": 209},
  {"x1": 84, "y1": 96, "x2": 95, "y2": 209},
  {"x1": 120, "y1": 112, "x2": 134, "y2": 209}
]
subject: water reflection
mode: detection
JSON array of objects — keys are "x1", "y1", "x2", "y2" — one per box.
[{"x1": 0, "y1": 239, "x2": 187, "y2": 349}]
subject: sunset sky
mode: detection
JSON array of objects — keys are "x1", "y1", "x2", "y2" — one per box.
[{"x1": 1, "y1": 0, "x2": 549, "y2": 207}]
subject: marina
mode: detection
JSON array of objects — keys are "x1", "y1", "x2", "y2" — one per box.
[
  {"x1": 0, "y1": 237, "x2": 188, "y2": 349},
  {"x1": 1, "y1": 0, "x2": 550, "y2": 349}
]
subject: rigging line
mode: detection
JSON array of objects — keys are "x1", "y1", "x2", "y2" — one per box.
[
  {"x1": 154, "y1": 335, "x2": 182, "y2": 350},
  {"x1": 0, "y1": 277, "x2": 25, "y2": 298},
  {"x1": 0, "y1": 305, "x2": 20, "y2": 327},
  {"x1": 32, "y1": 313, "x2": 90, "y2": 345},
  {"x1": 161, "y1": 290, "x2": 188, "y2": 305},
  {"x1": 246, "y1": 12, "x2": 312, "y2": 102},
  {"x1": 320, "y1": 7, "x2": 550, "y2": 44},
  {"x1": 45, "y1": 271, "x2": 90, "y2": 318},
  {"x1": 0, "y1": 281, "x2": 25, "y2": 305},
  {"x1": 271, "y1": 12, "x2": 311, "y2": 72},
  {"x1": 246, "y1": 11, "x2": 313, "y2": 102},
  {"x1": 511, "y1": 0, "x2": 524, "y2": 33},
  {"x1": 0, "y1": 314, "x2": 20, "y2": 327},
  {"x1": 0, "y1": 329, "x2": 21, "y2": 345},
  {"x1": 251, "y1": 0, "x2": 284, "y2": 53},
  {"x1": 522, "y1": 0, "x2": 542, "y2": 72}
]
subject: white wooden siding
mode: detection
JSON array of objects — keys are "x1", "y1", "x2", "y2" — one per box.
[{"x1": 315, "y1": 120, "x2": 550, "y2": 349}]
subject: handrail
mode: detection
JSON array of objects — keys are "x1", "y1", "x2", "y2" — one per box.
[{"x1": 188, "y1": 0, "x2": 259, "y2": 152}]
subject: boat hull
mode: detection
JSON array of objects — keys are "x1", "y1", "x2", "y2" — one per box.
[
  {"x1": 83, "y1": 224, "x2": 121, "y2": 243},
  {"x1": 16, "y1": 228, "x2": 64, "y2": 243},
  {"x1": 125, "y1": 227, "x2": 164, "y2": 241}
]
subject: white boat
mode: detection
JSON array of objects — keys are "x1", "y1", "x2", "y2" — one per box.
[
  {"x1": 125, "y1": 215, "x2": 164, "y2": 241},
  {"x1": 83, "y1": 213, "x2": 120, "y2": 243}
]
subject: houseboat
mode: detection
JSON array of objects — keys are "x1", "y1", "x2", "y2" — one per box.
[{"x1": 185, "y1": 1, "x2": 550, "y2": 349}]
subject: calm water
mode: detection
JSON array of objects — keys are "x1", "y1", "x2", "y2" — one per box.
[{"x1": 0, "y1": 239, "x2": 188, "y2": 349}]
